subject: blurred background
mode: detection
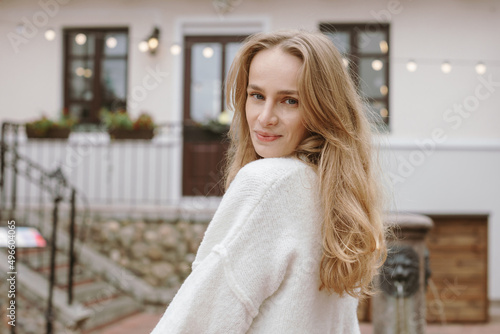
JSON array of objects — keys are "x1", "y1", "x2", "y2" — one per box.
[{"x1": 0, "y1": 0, "x2": 498, "y2": 333}]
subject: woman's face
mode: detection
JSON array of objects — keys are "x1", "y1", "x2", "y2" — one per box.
[{"x1": 245, "y1": 48, "x2": 309, "y2": 158}]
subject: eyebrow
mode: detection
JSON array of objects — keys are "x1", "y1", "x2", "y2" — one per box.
[{"x1": 247, "y1": 84, "x2": 298, "y2": 96}]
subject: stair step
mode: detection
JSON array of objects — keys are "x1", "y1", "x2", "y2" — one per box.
[
  {"x1": 72, "y1": 281, "x2": 119, "y2": 304},
  {"x1": 8, "y1": 220, "x2": 154, "y2": 332},
  {"x1": 21, "y1": 252, "x2": 69, "y2": 270},
  {"x1": 16, "y1": 247, "x2": 46, "y2": 255},
  {"x1": 82, "y1": 295, "x2": 143, "y2": 331},
  {"x1": 55, "y1": 265, "x2": 96, "y2": 286}
]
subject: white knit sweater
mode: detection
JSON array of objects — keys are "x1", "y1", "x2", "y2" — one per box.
[{"x1": 151, "y1": 157, "x2": 360, "y2": 334}]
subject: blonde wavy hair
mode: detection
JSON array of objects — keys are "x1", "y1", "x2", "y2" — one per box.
[{"x1": 224, "y1": 30, "x2": 387, "y2": 298}]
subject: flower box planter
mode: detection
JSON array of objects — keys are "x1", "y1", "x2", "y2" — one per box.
[
  {"x1": 26, "y1": 127, "x2": 71, "y2": 139},
  {"x1": 108, "y1": 128, "x2": 155, "y2": 140},
  {"x1": 183, "y1": 124, "x2": 228, "y2": 143}
]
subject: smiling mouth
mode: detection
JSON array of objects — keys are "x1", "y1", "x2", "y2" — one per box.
[{"x1": 255, "y1": 131, "x2": 282, "y2": 142}]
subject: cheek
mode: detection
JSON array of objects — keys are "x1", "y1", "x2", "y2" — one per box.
[
  {"x1": 245, "y1": 100, "x2": 253, "y2": 124},
  {"x1": 246, "y1": 102, "x2": 261, "y2": 129},
  {"x1": 290, "y1": 117, "x2": 308, "y2": 140}
]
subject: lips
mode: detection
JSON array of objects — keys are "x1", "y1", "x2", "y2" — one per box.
[{"x1": 254, "y1": 131, "x2": 282, "y2": 142}]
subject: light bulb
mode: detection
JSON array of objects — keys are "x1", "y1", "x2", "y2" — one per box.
[
  {"x1": 202, "y1": 46, "x2": 214, "y2": 58},
  {"x1": 106, "y1": 36, "x2": 118, "y2": 49},
  {"x1": 75, "y1": 67, "x2": 85, "y2": 77},
  {"x1": 138, "y1": 41, "x2": 149, "y2": 52},
  {"x1": 371, "y1": 59, "x2": 383, "y2": 71},
  {"x1": 148, "y1": 37, "x2": 159, "y2": 50},
  {"x1": 441, "y1": 61, "x2": 452, "y2": 74},
  {"x1": 379, "y1": 40, "x2": 388, "y2": 54},
  {"x1": 170, "y1": 44, "x2": 181, "y2": 55},
  {"x1": 406, "y1": 60, "x2": 417, "y2": 72},
  {"x1": 75, "y1": 33, "x2": 87, "y2": 45},
  {"x1": 45, "y1": 29, "x2": 56, "y2": 41},
  {"x1": 475, "y1": 62, "x2": 486, "y2": 75}
]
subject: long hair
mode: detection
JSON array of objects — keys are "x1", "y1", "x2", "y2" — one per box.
[{"x1": 224, "y1": 30, "x2": 387, "y2": 298}]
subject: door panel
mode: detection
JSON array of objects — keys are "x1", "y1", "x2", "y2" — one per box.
[{"x1": 182, "y1": 35, "x2": 246, "y2": 196}]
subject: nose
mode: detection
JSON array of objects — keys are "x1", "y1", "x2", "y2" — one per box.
[{"x1": 258, "y1": 101, "x2": 278, "y2": 126}]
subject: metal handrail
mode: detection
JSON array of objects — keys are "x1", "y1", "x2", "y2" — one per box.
[{"x1": 0, "y1": 121, "x2": 84, "y2": 334}]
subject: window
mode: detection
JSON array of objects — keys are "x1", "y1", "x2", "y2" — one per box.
[
  {"x1": 182, "y1": 35, "x2": 247, "y2": 196},
  {"x1": 183, "y1": 35, "x2": 247, "y2": 123},
  {"x1": 63, "y1": 28, "x2": 129, "y2": 123},
  {"x1": 320, "y1": 23, "x2": 390, "y2": 131}
]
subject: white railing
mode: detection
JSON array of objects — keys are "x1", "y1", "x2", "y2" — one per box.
[{"x1": 1, "y1": 124, "x2": 195, "y2": 216}]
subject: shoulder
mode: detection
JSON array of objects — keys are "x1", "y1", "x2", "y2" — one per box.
[
  {"x1": 229, "y1": 157, "x2": 318, "y2": 198},
  {"x1": 238, "y1": 157, "x2": 314, "y2": 182}
]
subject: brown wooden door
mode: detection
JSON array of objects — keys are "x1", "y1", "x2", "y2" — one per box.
[
  {"x1": 356, "y1": 214, "x2": 489, "y2": 324},
  {"x1": 182, "y1": 35, "x2": 247, "y2": 196},
  {"x1": 425, "y1": 214, "x2": 488, "y2": 323}
]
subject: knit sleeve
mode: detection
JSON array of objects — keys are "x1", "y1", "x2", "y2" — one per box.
[{"x1": 151, "y1": 159, "x2": 315, "y2": 334}]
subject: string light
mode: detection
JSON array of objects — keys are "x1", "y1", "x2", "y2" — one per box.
[
  {"x1": 379, "y1": 40, "x2": 388, "y2": 54},
  {"x1": 202, "y1": 46, "x2": 214, "y2": 58},
  {"x1": 475, "y1": 62, "x2": 486, "y2": 75},
  {"x1": 398, "y1": 58, "x2": 498, "y2": 73},
  {"x1": 406, "y1": 60, "x2": 417, "y2": 72},
  {"x1": 75, "y1": 67, "x2": 85, "y2": 77},
  {"x1": 106, "y1": 36, "x2": 118, "y2": 49},
  {"x1": 75, "y1": 33, "x2": 87, "y2": 45},
  {"x1": 170, "y1": 43, "x2": 182, "y2": 55},
  {"x1": 138, "y1": 41, "x2": 149, "y2": 53},
  {"x1": 371, "y1": 59, "x2": 383, "y2": 71},
  {"x1": 441, "y1": 61, "x2": 452, "y2": 74},
  {"x1": 44, "y1": 29, "x2": 56, "y2": 41}
]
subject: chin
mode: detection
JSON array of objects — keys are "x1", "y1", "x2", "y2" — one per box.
[
  {"x1": 252, "y1": 140, "x2": 291, "y2": 158},
  {"x1": 255, "y1": 149, "x2": 289, "y2": 159}
]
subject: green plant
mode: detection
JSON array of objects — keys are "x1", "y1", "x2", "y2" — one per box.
[
  {"x1": 100, "y1": 109, "x2": 155, "y2": 131},
  {"x1": 25, "y1": 114, "x2": 76, "y2": 137},
  {"x1": 198, "y1": 110, "x2": 233, "y2": 134},
  {"x1": 26, "y1": 116, "x2": 53, "y2": 136},
  {"x1": 54, "y1": 115, "x2": 76, "y2": 129},
  {"x1": 133, "y1": 112, "x2": 155, "y2": 130}
]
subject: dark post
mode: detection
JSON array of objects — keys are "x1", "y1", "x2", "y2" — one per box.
[
  {"x1": 68, "y1": 188, "x2": 76, "y2": 305},
  {"x1": 0, "y1": 123, "x2": 6, "y2": 219},
  {"x1": 46, "y1": 197, "x2": 61, "y2": 334},
  {"x1": 9, "y1": 125, "x2": 19, "y2": 219}
]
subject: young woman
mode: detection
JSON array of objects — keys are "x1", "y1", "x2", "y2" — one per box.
[{"x1": 151, "y1": 30, "x2": 387, "y2": 334}]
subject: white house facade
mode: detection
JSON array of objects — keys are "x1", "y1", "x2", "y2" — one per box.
[{"x1": 1, "y1": 0, "x2": 499, "y2": 310}]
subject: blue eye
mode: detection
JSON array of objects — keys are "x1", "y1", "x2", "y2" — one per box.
[
  {"x1": 250, "y1": 93, "x2": 264, "y2": 100},
  {"x1": 284, "y1": 98, "x2": 298, "y2": 105}
]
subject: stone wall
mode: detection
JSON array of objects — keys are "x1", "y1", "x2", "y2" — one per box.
[{"x1": 85, "y1": 218, "x2": 209, "y2": 290}]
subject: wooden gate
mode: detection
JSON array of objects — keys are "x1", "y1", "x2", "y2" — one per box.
[{"x1": 425, "y1": 214, "x2": 488, "y2": 323}]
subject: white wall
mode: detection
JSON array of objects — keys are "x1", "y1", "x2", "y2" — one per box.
[
  {"x1": 1, "y1": 0, "x2": 499, "y2": 299},
  {"x1": 1, "y1": 0, "x2": 499, "y2": 133},
  {"x1": 379, "y1": 141, "x2": 500, "y2": 301}
]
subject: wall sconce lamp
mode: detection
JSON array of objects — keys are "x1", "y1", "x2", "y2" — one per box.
[{"x1": 138, "y1": 26, "x2": 160, "y2": 55}]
